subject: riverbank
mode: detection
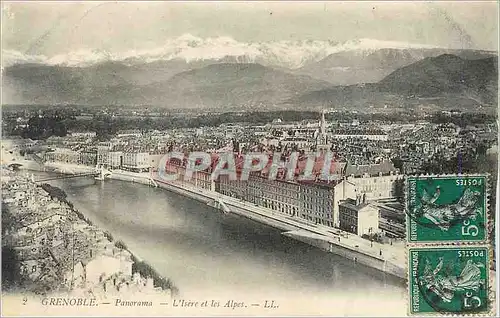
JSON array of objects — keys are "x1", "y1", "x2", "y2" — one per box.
[
  {"x1": 153, "y1": 177, "x2": 406, "y2": 279},
  {"x1": 1, "y1": 165, "x2": 176, "y2": 299},
  {"x1": 39, "y1": 182, "x2": 178, "y2": 294},
  {"x1": 19, "y1": 160, "x2": 407, "y2": 279}
]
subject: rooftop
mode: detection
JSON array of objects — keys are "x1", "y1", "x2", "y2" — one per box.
[{"x1": 344, "y1": 160, "x2": 398, "y2": 177}]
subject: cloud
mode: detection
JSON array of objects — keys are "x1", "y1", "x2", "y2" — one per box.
[{"x1": 1, "y1": 2, "x2": 497, "y2": 57}]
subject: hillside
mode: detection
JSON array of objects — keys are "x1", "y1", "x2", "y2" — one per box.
[
  {"x1": 127, "y1": 63, "x2": 333, "y2": 109},
  {"x1": 295, "y1": 48, "x2": 496, "y2": 85},
  {"x1": 3, "y1": 51, "x2": 497, "y2": 111},
  {"x1": 378, "y1": 54, "x2": 497, "y2": 102},
  {"x1": 293, "y1": 54, "x2": 498, "y2": 110},
  {"x1": 3, "y1": 63, "x2": 332, "y2": 109}
]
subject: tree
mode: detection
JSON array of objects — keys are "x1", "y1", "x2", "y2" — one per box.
[
  {"x1": 2, "y1": 204, "x2": 22, "y2": 290},
  {"x1": 391, "y1": 157, "x2": 404, "y2": 172},
  {"x1": 21, "y1": 115, "x2": 68, "y2": 140},
  {"x1": 114, "y1": 240, "x2": 127, "y2": 250},
  {"x1": 2, "y1": 247, "x2": 22, "y2": 290},
  {"x1": 393, "y1": 179, "x2": 405, "y2": 203}
]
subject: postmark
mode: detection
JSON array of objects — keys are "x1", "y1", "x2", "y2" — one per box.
[
  {"x1": 406, "y1": 175, "x2": 488, "y2": 243},
  {"x1": 408, "y1": 246, "x2": 490, "y2": 316}
]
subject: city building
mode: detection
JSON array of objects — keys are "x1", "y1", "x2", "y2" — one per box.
[
  {"x1": 332, "y1": 129, "x2": 388, "y2": 141},
  {"x1": 373, "y1": 200, "x2": 405, "y2": 238},
  {"x1": 149, "y1": 153, "x2": 165, "y2": 172},
  {"x1": 344, "y1": 160, "x2": 401, "y2": 200},
  {"x1": 79, "y1": 149, "x2": 98, "y2": 166},
  {"x1": 217, "y1": 173, "x2": 337, "y2": 227},
  {"x1": 43, "y1": 148, "x2": 79, "y2": 164},
  {"x1": 299, "y1": 182, "x2": 335, "y2": 226},
  {"x1": 338, "y1": 197, "x2": 379, "y2": 236},
  {"x1": 97, "y1": 146, "x2": 111, "y2": 167},
  {"x1": 122, "y1": 152, "x2": 150, "y2": 172},
  {"x1": 108, "y1": 151, "x2": 123, "y2": 169},
  {"x1": 70, "y1": 132, "x2": 97, "y2": 138},
  {"x1": 163, "y1": 158, "x2": 215, "y2": 191}
]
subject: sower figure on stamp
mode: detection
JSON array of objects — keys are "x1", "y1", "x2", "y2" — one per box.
[
  {"x1": 418, "y1": 187, "x2": 482, "y2": 232},
  {"x1": 419, "y1": 257, "x2": 485, "y2": 304}
]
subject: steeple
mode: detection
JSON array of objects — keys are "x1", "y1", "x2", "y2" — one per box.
[
  {"x1": 321, "y1": 110, "x2": 327, "y2": 140},
  {"x1": 316, "y1": 109, "x2": 328, "y2": 146}
]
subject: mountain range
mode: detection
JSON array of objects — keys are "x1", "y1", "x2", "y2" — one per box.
[
  {"x1": 2, "y1": 35, "x2": 447, "y2": 69},
  {"x1": 293, "y1": 54, "x2": 498, "y2": 110},
  {"x1": 2, "y1": 35, "x2": 498, "y2": 111},
  {"x1": 3, "y1": 63, "x2": 332, "y2": 109},
  {"x1": 294, "y1": 48, "x2": 496, "y2": 85}
]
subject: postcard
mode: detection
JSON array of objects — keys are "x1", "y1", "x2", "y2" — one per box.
[{"x1": 1, "y1": 1, "x2": 498, "y2": 317}]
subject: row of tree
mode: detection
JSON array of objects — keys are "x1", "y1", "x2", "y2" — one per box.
[{"x1": 4, "y1": 110, "x2": 496, "y2": 141}]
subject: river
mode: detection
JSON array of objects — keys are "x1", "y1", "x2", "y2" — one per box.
[{"x1": 29, "y1": 170, "x2": 407, "y2": 316}]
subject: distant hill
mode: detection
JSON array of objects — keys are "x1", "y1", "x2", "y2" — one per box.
[
  {"x1": 295, "y1": 48, "x2": 496, "y2": 85},
  {"x1": 124, "y1": 63, "x2": 333, "y2": 109},
  {"x1": 292, "y1": 54, "x2": 498, "y2": 111},
  {"x1": 3, "y1": 63, "x2": 332, "y2": 109},
  {"x1": 378, "y1": 54, "x2": 497, "y2": 102},
  {"x1": 3, "y1": 51, "x2": 497, "y2": 112}
]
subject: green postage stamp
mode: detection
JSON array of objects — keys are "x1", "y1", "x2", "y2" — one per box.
[
  {"x1": 408, "y1": 246, "x2": 490, "y2": 315},
  {"x1": 406, "y1": 175, "x2": 488, "y2": 243}
]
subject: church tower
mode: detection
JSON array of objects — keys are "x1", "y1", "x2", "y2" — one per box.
[{"x1": 316, "y1": 110, "x2": 328, "y2": 147}]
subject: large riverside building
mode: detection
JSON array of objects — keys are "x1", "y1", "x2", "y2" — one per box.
[
  {"x1": 108, "y1": 151, "x2": 123, "y2": 169},
  {"x1": 163, "y1": 158, "x2": 214, "y2": 191},
  {"x1": 156, "y1": 153, "x2": 402, "y2": 233},
  {"x1": 217, "y1": 173, "x2": 337, "y2": 227},
  {"x1": 154, "y1": 151, "x2": 343, "y2": 227},
  {"x1": 218, "y1": 174, "x2": 303, "y2": 219},
  {"x1": 44, "y1": 148, "x2": 97, "y2": 166},
  {"x1": 299, "y1": 182, "x2": 335, "y2": 226},
  {"x1": 44, "y1": 148, "x2": 80, "y2": 164},
  {"x1": 79, "y1": 149, "x2": 98, "y2": 166},
  {"x1": 97, "y1": 147, "x2": 151, "y2": 171},
  {"x1": 122, "y1": 152, "x2": 150, "y2": 172}
]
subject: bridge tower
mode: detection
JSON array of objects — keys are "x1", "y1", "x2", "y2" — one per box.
[{"x1": 95, "y1": 165, "x2": 112, "y2": 181}]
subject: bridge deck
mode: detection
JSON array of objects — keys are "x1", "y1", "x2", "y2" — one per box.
[{"x1": 35, "y1": 172, "x2": 98, "y2": 182}]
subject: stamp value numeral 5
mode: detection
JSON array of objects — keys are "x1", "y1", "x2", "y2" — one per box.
[
  {"x1": 461, "y1": 220, "x2": 479, "y2": 237},
  {"x1": 464, "y1": 292, "x2": 482, "y2": 309}
]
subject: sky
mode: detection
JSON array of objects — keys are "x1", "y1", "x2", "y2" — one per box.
[{"x1": 1, "y1": 1, "x2": 498, "y2": 57}]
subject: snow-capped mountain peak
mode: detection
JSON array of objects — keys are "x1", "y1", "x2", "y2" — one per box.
[
  {"x1": 2, "y1": 35, "x2": 444, "y2": 69},
  {"x1": 340, "y1": 38, "x2": 440, "y2": 51},
  {"x1": 47, "y1": 49, "x2": 115, "y2": 67}
]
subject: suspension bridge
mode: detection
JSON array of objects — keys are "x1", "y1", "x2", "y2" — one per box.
[
  {"x1": 32, "y1": 166, "x2": 113, "y2": 183},
  {"x1": 34, "y1": 172, "x2": 100, "y2": 183}
]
